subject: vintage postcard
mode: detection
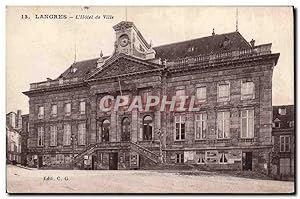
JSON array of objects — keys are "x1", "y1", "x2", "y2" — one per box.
[{"x1": 6, "y1": 6, "x2": 295, "y2": 194}]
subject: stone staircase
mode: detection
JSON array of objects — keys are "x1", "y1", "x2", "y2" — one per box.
[
  {"x1": 71, "y1": 141, "x2": 162, "y2": 167},
  {"x1": 129, "y1": 141, "x2": 161, "y2": 164}
]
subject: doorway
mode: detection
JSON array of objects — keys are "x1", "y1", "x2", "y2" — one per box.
[
  {"x1": 91, "y1": 155, "x2": 96, "y2": 170},
  {"x1": 109, "y1": 152, "x2": 118, "y2": 170},
  {"x1": 38, "y1": 156, "x2": 43, "y2": 168},
  {"x1": 242, "y1": 152, "x2": 253, "y2": 171}
]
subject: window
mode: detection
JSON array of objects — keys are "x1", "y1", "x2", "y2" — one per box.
[
  {"x1": 80, "y1": 101, "x2": 86, "y2": 115},
  {"x1": 206, "y1": 151, "x2": 218, "y2": 163},
  {"x1": 50, "y1": 125, "x2": 57, "y2": 146},
  {"x1": 196, "y1": 152, "x2": 205, "y2": 164},
  {"x1": 142, "y1": 91, "x2": 151, "y2": 105},
  {"x1": 63, "y1": 124, "x2": 71, "y2": 146},
  {"x1": 274, "y1": 122, "x2": 280, "y2": 128},
  {"x1": 143, "y1": 116, "x2": 153, "y2": 140},
  {"x1": 241, "y1": 109, "x2": 254, "y2": 138},
  {"x1": 37, "y1": 126, "x2": 44, "y2": 146},
  {"x1": 280, "y1": 135, "x2": 291, "y2": 152},
  {"x1": 289, "y1": 121, "x2": 294, "y2": 128},
  {"x1": 10, "y1": 143, "x2": 14, "y2": 151},
  {"x1": 176, "y1": 153, "x2": 184, "y2": 163},
  {"x1": 175, "y1": 115, "x2": 185, "y2": 141},
  {"x1": 280, "y1": 158, "x2": 291, "y2": 175},
  {"x1": 219, "y1": 152, "x2": 228, "y2": 164},
  {"x1": 175, "y1": 89, "x2": 185, "y2": 102},
  {"x1": 188, "y1": 46, "x2": 194, "y2": 52},
  {"x1": 241, "y1": 81, "x2": 255, "y2": 100},
  {"x1": 78, "y1": 123, "x2": 86, "y2": 145},
  {"x1": 195, "y1": 113, "x2": 207, "y2": 140},
  {"x1": 196, "y1": 87, "x2": 206, "y2": 102},
  {"x1": 101, "y1": 119, "x2": 110, "y2": 142},
  {"x1": 51, "y1": 105, "x2": 57, "y2": 117},
  {"x1": 274, "y1": 118, "x2": 280, "y2": 128},
  {"x1": 218, "y1": 83, "x2": 230, "y2": 102},
  {"x1": 102, "y1": 96, "x2": 113, "y2": 108},
  {"x1": 65, "y1": 103, "x2": 71, "y2": 116},
  {"x1": 120, "y1": 95, "x2": 130, "y2": 111},
  {"x1": 217, "y1": 111, "x2": 230, "y2": 138},
  {"x1": 278, "y1": 108, "x2": 286, "y2": 115},
  {"x1": 38, "y1": 106, "x2": 44, "y2": 119},
  {"x1": 121, "y1": 117, "x2": 131, "y2": 141}
]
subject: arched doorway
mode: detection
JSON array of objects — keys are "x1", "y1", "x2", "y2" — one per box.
[
  {"x1": 101, "y1": 119, "x2": 110, "y2": 142},
  {"x1": 121, "y1": 117, "x2": 131, "y2": 141},
  {"x1": 143, "y1": 115, "x2": 153, "y2": 140}
]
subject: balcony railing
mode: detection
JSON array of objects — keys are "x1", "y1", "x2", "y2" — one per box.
[
  {"x1": 29, "y1": 77, "x2": 80, "y2": 91},
  {"x1": 165, "y1": 44, "x2": 272, "y2": 68}
]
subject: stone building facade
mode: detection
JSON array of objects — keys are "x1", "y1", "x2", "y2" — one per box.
[
  {"x1": 20, "y1": 114, "x2": 29, "y2": 166},
  {"x1": 271, "y1": 105, "x2": 294, "y2": 180},
  {"x1": 23, "y1": 21, "x2": 279, "y2": 173},
  {"x1": 6, "y1": 111, "x2": 22, "y2": 164}
]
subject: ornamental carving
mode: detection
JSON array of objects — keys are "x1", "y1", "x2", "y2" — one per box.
[{"x1": 91, "y1": 57, "x2": 156, "y2": 79}]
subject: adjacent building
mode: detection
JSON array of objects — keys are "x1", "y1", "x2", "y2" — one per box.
[
  {"x1": 6, "y1": 111, "x2": 22, "y2": 164},
  {"x1": 23, "y1": 21, "x2": 280, "y2": 173},
  {"x1": 271, "y1": 105, "x2": 295, "y2": 180},
  {"x1": 21, "y1": 114, "x2": 29, "y2": 166}
]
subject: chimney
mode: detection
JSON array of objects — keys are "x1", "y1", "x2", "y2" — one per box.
[
  {"x1": 97, "y1": 50, "x2": 104, "y2": 68},
  {"x1": 16, "y1": 110, "x2": 22, "y2": 129},
  {"x1": 250, "y1": 39, "x2": 255, "y2": 47}
]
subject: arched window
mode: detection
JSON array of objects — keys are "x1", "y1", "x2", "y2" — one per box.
[
  {"x1": 101, "y1": 119, "x2": 110, "y2": 142},
  {"x1": 143, "y1": 115, "x2": 153, "y2": 140},
  {"x1": 121, "y1": 117, "x2": 130, "y2": 141}
]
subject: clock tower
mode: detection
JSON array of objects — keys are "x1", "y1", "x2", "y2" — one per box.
[{"x1": 112, "y1": 21, "x2": 156, "y2": 60}]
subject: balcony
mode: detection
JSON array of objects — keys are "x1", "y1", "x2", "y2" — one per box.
[{"x1": 165, "y1": 44, "x2": 272, "y2": 68}]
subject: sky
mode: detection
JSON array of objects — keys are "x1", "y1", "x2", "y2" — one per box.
[{"x1": 6, "y1": 6, "x2": 294, "y2": 114}]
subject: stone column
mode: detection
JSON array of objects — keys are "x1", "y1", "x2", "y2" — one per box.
[
  {"x1": 110, "y1": 111, "x2": 117, "y2": 142},
  {"x1": 160, "y1": 73, "x2": 167, "y2": 148},
  {"x1": 131, "y1": 110, "x2": 138, "y2": 142},
  {"x1": 89, "y1": 95, "x2": 97, "y2": 144}
]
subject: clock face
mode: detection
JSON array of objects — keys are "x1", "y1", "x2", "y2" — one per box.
[{"x1": 119, "y1": 34, "x2": 129, "y2": 47}]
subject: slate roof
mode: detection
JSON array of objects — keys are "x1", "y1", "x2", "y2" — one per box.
[
  {"x1": 273, "y1": 105, "x2": 295, "y2": 129},
  {"x1": 153, "y1": 31, "x2": 251, "y2": 60},
  {"x1": 57, "y1": 31, "x2": 251, "y2": 80},
  {"x1": 58, "y1": 56, "x2": 110, "y2": 80}
]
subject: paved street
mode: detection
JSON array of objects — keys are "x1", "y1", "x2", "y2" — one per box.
[{"x1": 6, "y1": 165, "x2": 294, "y2": 193}]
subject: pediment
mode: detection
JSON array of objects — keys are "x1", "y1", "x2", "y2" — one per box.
[
  {"x1": 87, "y1": 54, "x2": 162, "y2": 80},
  {"x1": 274, "y1": 118, "x2": 280, "y2": 122}
]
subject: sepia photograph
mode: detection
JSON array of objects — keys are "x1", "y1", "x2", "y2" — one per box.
[{"x1": 5, "y1": 6, "x2": 295, "y2": 194}]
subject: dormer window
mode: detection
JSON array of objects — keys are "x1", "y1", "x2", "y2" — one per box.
[
  {"x1": 274, "y1": 122, "x2": 280, "y2": 128},
  {"x1": 188, "y1": 46, "x2": 194, "y2": 52},
  {"x1": 278, "y1": 108, "x2": 286, "y2": 115},
  {"x1": 274, "y1": 118, "x2": 281, "y2": 128},
  {"x1": 71, "y1": 68, "x2": 77, "y2": 73}
]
